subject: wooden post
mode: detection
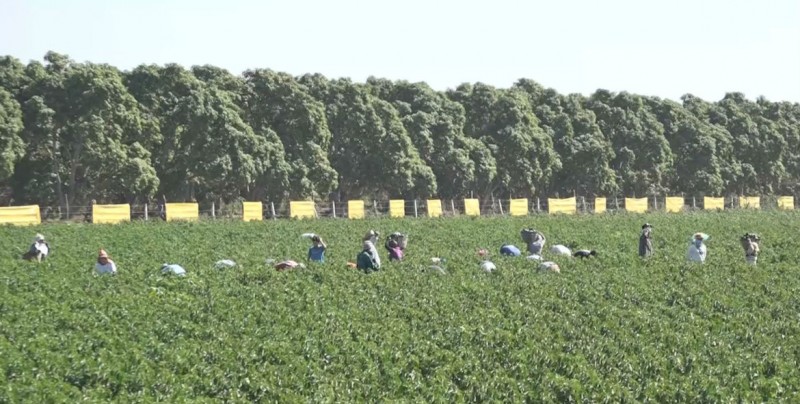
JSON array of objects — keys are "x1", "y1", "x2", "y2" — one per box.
[
  {"x1": 451, "y1": 199, "x2": 456, "y2": 215},
  {"x1": 536, "y1": 197, "x2": 541, "y2": 212},
  {"x1": 144, "y1": 203, "x2": 149, "y2": 220},
  {"x1": 270, "y1": 202, "x2": 276, "y2": 219},
  {"x1": 332, "y1": 201, "x2": 336, "y2": 218},
  {"x1": 499, "y1": 199, "x2": 505, "y2": 215},
  {"x1": 692, "y1": 196, "x2": 696, "y2": 209},
  {"x1": 211, "y1": 201, "x2": 216, "y2": 218},
  {"x1": 373, "y1": 200, "x2": 379, "y2": 216},
  {"x1": 653, "y1": 194, "x2": 659, "y2": 211},
  {"x1": 414, "y1": 199, "x2": 418, "y2": 218}
]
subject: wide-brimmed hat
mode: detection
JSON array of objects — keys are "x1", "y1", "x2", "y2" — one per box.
[{"x1": 35, "y1": 234, "x2": 45, "y2": 242}]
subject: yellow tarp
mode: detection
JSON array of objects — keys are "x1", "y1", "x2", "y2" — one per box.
[
  {"x1": 509, "y1": 199, "x2": 528, "y2": 216},
  {"x1": 594, "y1": 197, "x2": 606, "y2": 214},
  {"x1": 665, "y1": 197, "x2": 684, "y2": 213},
  {"x1": 389, "y1": 200, "x2": 404, "y2": 218},
  {"x1": 427, "y1": 200, "x2": 442, "y2": 217},
  {"x1": 778, "y1": 196, "x2": 794, "y2": 210},
  {"x1": 463, "y1": 198, "x2": 480, "y2": 216},
  {"x1": 704, "y1": 197, "x2": 724, "y2": 211},
  {"x1": 92, "y1": 204, "x2": 130, "y2": 224},
  {"x1": 242, "y1": 201, "x2": 263, "y2": 221},
  {"x1": 625, "y1": 197, "x2": 648, "y2": 213},
  {"x1": 548, "y1": 197, "x2": 576, "y2": 215},
  {"x1": 739, "y1": 196, "x2": 760, "y2": 209},
  {"x1": 289, "y1": 201, "x2": 316, "y2": 219},
  {"x1": 166, "y1": 203, "x2": 199, "y2": 221},
  {"x1": 0, "y1": 205, "x2": 41, "y2": 226},
  {"x1": 348, "y1": 200, "x2": 365, "y2": 219}
]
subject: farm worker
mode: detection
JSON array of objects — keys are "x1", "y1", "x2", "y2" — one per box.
[
  {"x1": 740, "y1": 233, "x2": 760, "y2": 265},
  {"x1": 500, "y1": 244, "x2": 521, "y2": 256},
  {"x1": 95, "y1": 249, "x2": 117, "y2": 275},
  {"x1": 574, "y1": 250, "x2": 597, "y2": 259},
  {"x1": 214, "y1": 259, "x2": 236, "y2": 269},
  {"x1": 539, "y1": 261, "x2": 561, "y2": 273},
  {"x1": 23, "y1": 234, "x2": 50, "y2": 262},
  {"x1": 550, "y1": 244, "x2": 572, "y2": 256},
  {"x1": 639, "y1": 223, "x2": 653, "y2": 257},
  {"x1": 362, "y1": 230, "x2": 381, "y2": 267},
  {"x1": 480, "y1": 260, "x2": 496, "y2": 272},
  {"x1": 687, "y1": 233, "x2": 709, "y2": 263},
  {"x1": 356, "y1": 241, "x2": 380, "y2": 273},
  {"x1": 274, "y1": 260, "x2": 305, "y2": 271},
  {"x1": 385, "y1": 232, "x2": 407, "y2": 261},
  {"x1": 161, "y1": 263, "x2": 186, "y2": 276},
  {"x1": 307, "y1": 234, "x2": 327, "y2": 263},
  {"x1": 521, "y1": 229, "x2": 546, "y2": 254}
]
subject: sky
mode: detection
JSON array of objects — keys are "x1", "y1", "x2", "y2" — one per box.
[{"x1": 2, "y1": 0, "x2": 799, "y2": 102}]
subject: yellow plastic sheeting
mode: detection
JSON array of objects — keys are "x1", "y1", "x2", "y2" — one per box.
[
  {"x1": 778, "y1": 196, "x2": 794, "y2": 210},
  {"x1": 739, "y1": 196, "x2": 760, "y2": 209},
  {"x1": 427, "y1": 200, "x2": 442, "y2": 217},
  {"x1": 389, "y1": 200, "x2": 405, "y2": 218},
  {"x1": 166, "y1": 203, "x2": 199, "y2": 221},
  {"x1": 289, "y1": 201, "x2": 316, "y2": 219},
  {"x1": 548, "y1": 197, "x2": 576, "y2": 215},
  {"x1": 348, "y1": 200, "x2": 365, "y2": 219},
  {"x1": 625, "y1": 198, "x2": 648, "y2": 213},
  {"x1": 594, "y1": 198, "x2": 606, "y2": 214},
  {"x1": 242, "y1": 202, "x2": 263, "y2": 221},
  {"x1": 509, "y1": 199, "x2": 528, "y2": 216},
  {"x1": 665, "y1": 197, "x2": 684, "y2": 213},
  {"x1": 463, "y1": 198, "x2": 480, "y2": 216},
  {"x1": 704, "y1": 197, "x2": 724, "y2": 211},
  {"x1": 0, "y1": 205, "x2": 41, "y2": 226},
  {"x1": 92, "y1": 204, "x2": 130, "y2": 224}
]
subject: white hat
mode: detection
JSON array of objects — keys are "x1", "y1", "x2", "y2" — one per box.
[{"x1": 35, "y1": 234, "x2": 45, "y2": 242}]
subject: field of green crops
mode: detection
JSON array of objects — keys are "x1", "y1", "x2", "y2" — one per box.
[{"x1": 2, "y1": 211, "x2": 800, "y2": 402}]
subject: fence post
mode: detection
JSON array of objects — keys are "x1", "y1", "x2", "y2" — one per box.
[
  {"x1": 270, "y1": 202, "x2": 276, "y2": 219},
  {"x1": 581, "y1": 196, "x2": 586, "y2": 213},
  {"x1": 144, "y1": 203, "x2": 149, "y2": 220},
  {"x1": 692, "y1": 197, "x2": 696, "y2": 209},
  {"x1": 451, "y1": 199, "x2": 456, "y2": 215},
  {"x1": 414, "y1": 199, "x2": 418, "y2": 218},
  {"x1": 332, "y1": 201, "x2": 336, "y2": 218},
  {"x1": 536, "y1": 197, "x2": 541, "y2": 212},
  {"x1": 374, "y1": 200, "x2": 379, "y2": 217},
  {"x1": 615, "y1": 196, "x2": 619, "y2": 210},
  {"x1": 653, "y1": 194, "x2": 658, "y2": 211},
  {"x1": 211, "y1": 201, "x2": 216, "y2": 218},
  {"x1": 499, "y1": 199, "x2": 505, "y2": 215}
]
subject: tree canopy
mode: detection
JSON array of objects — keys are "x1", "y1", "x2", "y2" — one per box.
[{"x1": 1, "y1": 52, "x2": 799, "y2": 207}]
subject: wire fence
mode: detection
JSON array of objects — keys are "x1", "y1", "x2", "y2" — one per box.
[{"x1": 25, "y1": 194, "x2": 798, "y2": 223}]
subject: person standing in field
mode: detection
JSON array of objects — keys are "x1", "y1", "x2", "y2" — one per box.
[
  {"x1": 687, "y1": 233, "x2": 708, "y2": 263},
  {"x1": 639, "y1": 223, "x2": 653, "y2": 257},
  {"x1": 740, "y1": 233, "x2": 760, "y2": 265},
  {"x1": 308, "y1": 234, "x2": 327, "y2": 263},
  {"x1": 23, "y1": 234, "x2": 50, "y2": 262},
  {"x1": 95, "y1": 249, "x2": 117, "y2": 275}
]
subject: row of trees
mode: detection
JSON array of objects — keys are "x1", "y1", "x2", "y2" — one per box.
[{"x1": 1, "y1": 52, "x2": 799, "y2": 209}]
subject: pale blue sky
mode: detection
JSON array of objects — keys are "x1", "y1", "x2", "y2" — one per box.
[{"x1": 2, "y1": 0, "x2": 799, "y2": 102}]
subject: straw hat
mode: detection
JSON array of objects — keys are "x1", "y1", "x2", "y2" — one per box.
[{"x1": 98, "y1": 249, "x2": 109, "y2": 258}]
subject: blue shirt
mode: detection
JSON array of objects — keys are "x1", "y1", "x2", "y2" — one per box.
[
  {"x1": 500, "y1": 245, "x2": 521, "y2": 256},
  {"x1": 308, "y1": 246, "x2": 326, "y2": 262}
]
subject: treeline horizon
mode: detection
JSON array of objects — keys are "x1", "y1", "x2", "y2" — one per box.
[{"x1": 1, "y1": 51, "x2": 799, "y2": 208}]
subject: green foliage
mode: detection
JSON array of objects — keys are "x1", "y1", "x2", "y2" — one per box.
[
  {"x1": 2, "y1": 51, "x2": 800, "y2": 207},
  {"x1": 1, "y1": 211, "x2": 800, "y2": 401}
]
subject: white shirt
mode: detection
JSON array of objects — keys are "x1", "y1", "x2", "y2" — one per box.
[
  {"x1": 687, "y1": 243, "x2": 707, "y2": 262},
  {"x1": 550, "y1": 245, "x2": 572, "y2": 256},
  {"x1": 35, "y1": 242, "x2": 49, "y2": 256},
  {"x1": 539, "y1": 261, "x2": 561, "y2": 273},
  {"x1": 96, "y1": 260, "x2": 117, "y2": 275}
]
